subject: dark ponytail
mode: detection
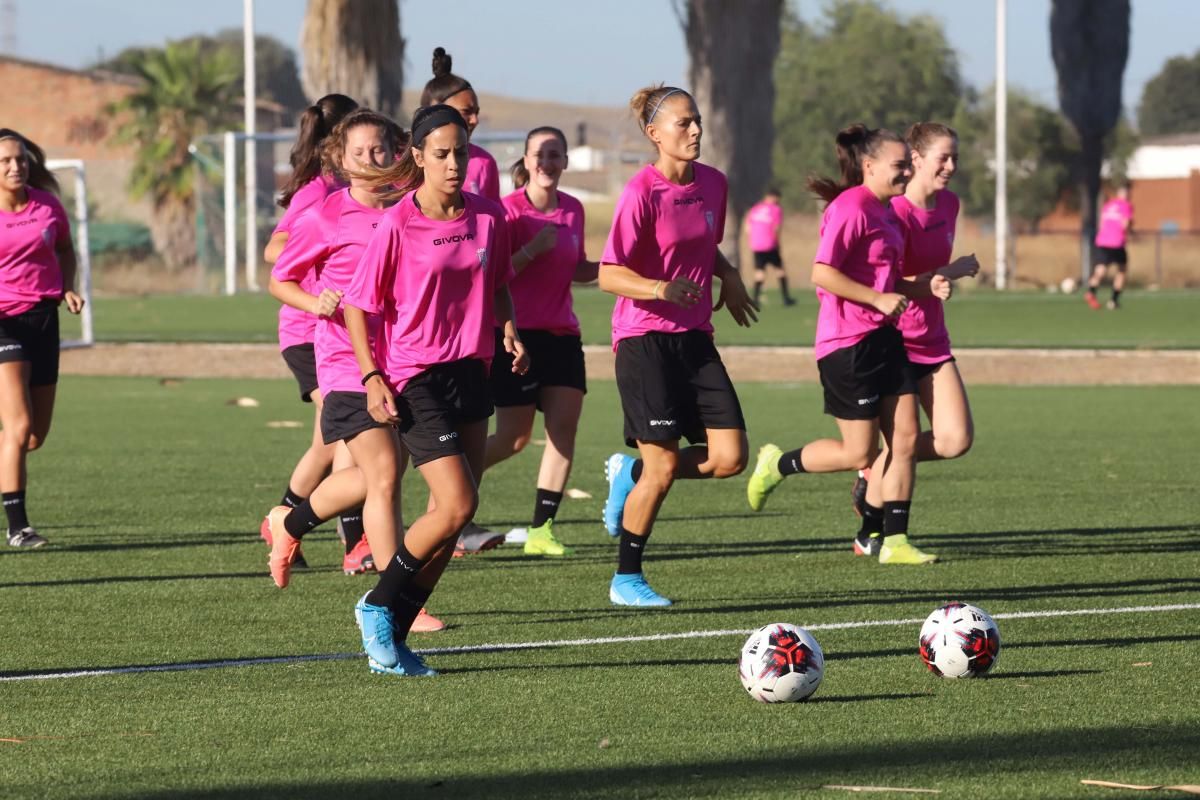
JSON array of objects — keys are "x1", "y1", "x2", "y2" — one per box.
[
  {"x1": 510, "y1": 126, "x2": 568, "y2": 189},
  {"x1": 0, "y1": 129, "x2": 60, "y2": 195},
  {"x1": 279, "y1": 93, "x2": 359, "y2": 208},
  {"x1": 420, "y1": 47, "x2": 474, "y2": 107},
  {"x1": 806, "y1": 123, "x2": 904, "y2": 204}
]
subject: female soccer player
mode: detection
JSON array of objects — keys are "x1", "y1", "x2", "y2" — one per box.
[
  {"x1": 261, "y1": 94, "x2": 359, "y2": 568},
  {"x1": 0, "y1": 130, "x2": 84, "y2": 548},
  {"x1": 277, "y1": 104, "x2": 526, "y2": 675},
  {"x1": 852, "y1": 122, "x2": 979, "y2": 555},
  {"x1": 479, "y1": 126, "x2": 598, "y2": 557},
  {"x1": 1085, "y1": 184, "x2": 1134, "y2": 310},
  {"x1": 599, "y1": 85, "x2": 758, "y2": 607},
  {"x1": 745, "y1": 187, "x2": 795, "y2": 307},
  {"x1": 746, "y1": 124, "x2": 950, "y2": 566},
  {"x1": 420, "y1": 47, "x2": 500, "y2": 203}
]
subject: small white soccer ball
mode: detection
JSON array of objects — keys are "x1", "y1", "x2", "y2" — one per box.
[
  {"x1": 919, "y1": 602, "x2": 1001, "y2": 678},
  {"x1": 739, "y1": 623, "x2": 824, "y2": 703},
  {"x1": 1060, "y1": 276, "x2": 1078, "y2": 294}
]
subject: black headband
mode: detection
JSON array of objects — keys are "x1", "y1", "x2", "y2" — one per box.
[{"x1": 411, "y1": 105, "x2": 468, "y2": 147}]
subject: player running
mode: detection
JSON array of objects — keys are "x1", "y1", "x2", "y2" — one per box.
[
  {"x1": 745, "y1": 187, "x2": 795, "y2": 307},
  {"x1": 0, "y1": 130, "x2": 85, "y2": 549},
  {"x1": 746, "y1": 124, "x2": 950, "y2": 566},
  {"x1": 1085, "y1": 184, "x2": 1134, "y2": 310},
  {"x1": 599, "y1": 85, "x2": 758, "y2": 607}
]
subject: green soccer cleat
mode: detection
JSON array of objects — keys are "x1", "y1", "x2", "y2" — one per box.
[
  {"x1": 523, "y1": 518, "x2": 572, "y2": 557},
  {"x1": 747, "y1": 443, "x2": 785, "y2": 512},
  {"x1": 878, "y1": 534, "x2": 939, "y2": 565}
]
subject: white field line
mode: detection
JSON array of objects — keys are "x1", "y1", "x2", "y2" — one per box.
[{"x1": 2, "y1": 602, "x2": 1196, "y2": 684}]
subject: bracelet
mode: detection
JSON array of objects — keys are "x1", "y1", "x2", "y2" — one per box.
[
  {"x1": 519, "y1": 245, "x2": 533, "y2": 262},
  {"x1": 360, "y1": 369, "x2": 384, "y2": 386},
  {"x1": 652, "y1": 280, "x2": 662, "y2": 300}
]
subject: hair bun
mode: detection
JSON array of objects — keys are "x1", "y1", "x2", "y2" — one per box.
[{"x1": 432, "y1": 47, "x2": 452, "y2": 77}]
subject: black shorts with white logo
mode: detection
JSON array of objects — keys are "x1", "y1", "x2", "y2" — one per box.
[
  {"x1": 818, "y1": 325, "x2": 916, "y2": 420},
  {"x1": 396, "y1": 358, "x2": 494, "y2": 467},
  {"x1": 490, "y1": 327, "x2": 587, "y2": 408},
  {"x1": 281, "y1": 343, "x2": 319, "y2": 402},
  {"x1": 0, "y1": 300, "x2": 60, "y2": 387},
  {"x1": 1094, "y1": 246, "x2": 1128, "y2": 268},
  {"x1": 615, "y1": 330, "x2": 745, "y2": 448},
  {"x1": 753, "y1": 248, "x2": 783, "y2": 270}
]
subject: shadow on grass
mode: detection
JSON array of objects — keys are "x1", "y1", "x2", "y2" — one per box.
[{"x1": 89, "y1": 722, "x2": 1200, "y2": 800}]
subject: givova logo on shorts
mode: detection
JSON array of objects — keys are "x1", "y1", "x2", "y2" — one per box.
[{"x1": 649, "y1": 419, "x2": 676, "y2": 426}]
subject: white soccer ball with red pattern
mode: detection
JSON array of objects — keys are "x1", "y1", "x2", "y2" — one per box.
[
  {"x1": 738, "y1": 623, "x2": 824, "y2": 703},
  {"x1": 919, "y1": 602, "x2": 1001, "y2": 678}
]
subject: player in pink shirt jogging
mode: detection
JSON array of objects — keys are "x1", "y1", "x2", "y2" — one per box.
[
  {"x1": 747, "y1": 124, "x2": 950, "y2": 566},
  {"x1": 274, "y1": 104, "x2": 527, "y2": 676},
  {"x1": 420, "y1": 47, "x2": 501, "y2": 204},
  {"x1": 852, "y1": 122, "x2": 979, "y2": 555},
  {"x1": 1085, "y1": 184, "x2": 1134, "y2": 310},
  {"x1": 599, "y1": 85, "x2": 758, "y2": 607},
  {"x1": 259, "y1": 94, "x2": 358, "y2": 570},
  {"x1": 475, "y1": 126, "x2": 598, "y2": 557},
  {"x1": 0, "y1": 130, "x2": 84, "y2": 549},
  {"x1": 745, "y1": 187, "x2": 795, "y2": 306}
]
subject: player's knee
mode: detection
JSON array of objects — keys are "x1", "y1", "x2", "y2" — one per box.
[
  {"x1": 711, "y1": 448, "x2": 747, "y2": 478},
  {"x1": 447, "y1": 490, "x2": 479, "y2": 532},
  {"x1": 508, "y1": 430, "x2": 532, "y2": 455},
  {"x1": 1, "y1": 419, "x2": 33, "y2": 451},
  {"x1": 937, "y1": 428, "x2": 973, "y2": 460},
  {"x1": 641, "y1": 458, "x2": 676, "y2": 495}
]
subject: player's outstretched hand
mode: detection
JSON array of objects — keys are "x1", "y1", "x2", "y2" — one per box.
[{"x1": 714, "y1": 274, "x2": 759, "y2": 328}]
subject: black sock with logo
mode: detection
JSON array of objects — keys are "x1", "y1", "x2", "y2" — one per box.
[
  {"x1": 283, "y1": 501, "x2": 323, "y2": 539},
  {"x1": 390, "y1": 584, "x2": 434, "y2": 641},
  {"x1": 531, "y1": 489, "x2": 563, "y2": 528},
  {"x1": 340, "y1": 507, "x2": 365, "y2": 553},
  {"x1": 858, "y1": 503, "x2": 884, "y2": 538},
  {"x1": 281, "y1": 487, "x2": 305, "y2": 508},
  {"x1": 777, "y1": 448, "x2": 806, "y2": 476},
  {"x1": 366, "y1": 542, "x2": 426, "y2": 609},
  {"x1": 3, "y1": 490, "x2": 29, "y2": 531},
  {"x1": 617, "y1": 527, "x2": 650, "y2": 574},
  {"x1": 882, "y1": 501, "x2": 912, "y2": 537}
]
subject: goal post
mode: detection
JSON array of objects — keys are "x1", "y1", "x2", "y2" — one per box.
[{"x1": 46, "y1": 159, "x2": 94, "y2": 348}]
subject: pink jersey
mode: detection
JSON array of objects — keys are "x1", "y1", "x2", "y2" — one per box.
[
  {"x1": 272, "y1": 174, "x2": 345, "y2": 351},
  {"x1": 601, "y1": 162, "x2": 727, "y2": 349},
  {"x1": 890, "y1": 191, "x2": 958, "y2": 364},
  {"x1": 812, "y1": 185, "x2": 905, "y2": 361},
  {"x1": 502, "y1": 189, "x2": 586, "y2": 336},
  {"x1": 343, "y1": 191, "x2": 515, "y2": 395},
  {"x1": 271, "y1": 188, "x2": 388, "y2": 396},
  {"x1": 746, "y1": 200, "x2": 783, "y2": 252},
  {"x1": 1095, "y1": 197, "x2": 1133, "y2": 248},
  {"x1": 466, "y1": 143, "x2": 501, "y2": 201},
  {"x1": 0, "y1": 188, "x2": 69, "y2": 317}
]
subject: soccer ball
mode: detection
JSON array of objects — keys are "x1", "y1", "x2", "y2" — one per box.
[
  {"x1": 739, "y1": 623, "x2": 824, "y2": 702},
  {"x1": 1060, "y1": 276, "x2": 1078, "y2": 294},
  {"x1": 918, "y1": 602, "x2": 1001, "y2": 678}
]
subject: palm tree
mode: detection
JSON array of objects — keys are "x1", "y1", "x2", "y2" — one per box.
[
  {"x1": 676, "y1": 0, "x2": 784, "y2": 267},
  {"x1": 300, "y1": 0, "x2": 403, "y2": 117},
  {"x1": 109, "y1": 40, "x2": 240, "y2": 270},
  {"x1": 1050, "y1": 0, "x2": 1130, "y2": 280}
]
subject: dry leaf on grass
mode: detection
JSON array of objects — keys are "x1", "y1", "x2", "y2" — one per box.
[
  {"x1": 1081, "y1": 780, "x2": 1200, "y2": 794},
  {"x1": 565, "y1": 488, "x2": 592, "y2": 499},
  {"x1": 266, "y1": 420, "x2": 304, "y2": 429},
  {"x1": 822, "y1": 787, "x2": 940, "y2": 794},
  {"x1": 227, "y1": 397, "x2": 260, "y2": 408}
]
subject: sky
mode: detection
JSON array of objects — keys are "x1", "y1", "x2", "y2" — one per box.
[{"x1": 7, "y1": 0, "x2": 1199, "y2": 114}]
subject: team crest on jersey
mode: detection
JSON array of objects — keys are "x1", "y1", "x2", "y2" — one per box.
[
  {"x1": 41, "y1": 227, "x2": 54, "y2": 248},
  {"x1": 571, "y1": 233, "x2": 579, "y2": 251},
  {"x1": 704, "y1": 210, "x2": 714, "y2": 231},
  {"x1": 477, "y1": 248, "x2": 488, "y2": 269}
]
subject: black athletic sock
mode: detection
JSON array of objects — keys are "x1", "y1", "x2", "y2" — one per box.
[
  {"x1": 630, "y1": 459, "x2": 643, "y2": 483},
  {"x1": 281, "y1": 487, "x2": 306, "y2": 508},
  {"x1": 531, "y1": 489, "x2": 563, "y2": 528},
  {"x1": 617, "y1": 527, "x2": 650, "y2": 575},
  {"x1": 882, "y1": 501, "x2": 912, "y2": 537},
  {"x1": 753, "y1": 281, "x2": 764, "y2": 305},
  {"x1": 1111, "y1": 289, "x2": 1122, "y2": 305},
  {"x1": 283, "y1": 501, "x2": 323, "y2": 539},
  {"x1": 390, "y1": 584, "x2": 434, "y2": 641},
  {"x1": 366, "y1": 542, "x2": 426, "y2": 609},
  {"x1": 858, "y1": 503, "x2": 884, "y2": 538},
  {"x1": 779, "y1": 276, "x2": 792, "y2": 302},
  {"x1": 777, "y1": 448, "x2": 806, "y2": 476},
  {"x1": 3, "y1": 490, "x2": 29, "y2": 531},
  {"x1": 340, "y1": 507, "x2": 365, "y2": 553}
]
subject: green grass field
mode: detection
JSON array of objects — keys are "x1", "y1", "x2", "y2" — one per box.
[
  {"x1": 61, "y1": 288, "x2": 1200, "y2": 349},
  {"x1": 1, "y1": 377, "x2": 1196, "y2": 798}
]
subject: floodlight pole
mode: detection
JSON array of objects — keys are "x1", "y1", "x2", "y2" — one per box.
[
  {"x1": 243, "y1": 0, "x2": 259, "y2": 291},
  {"x1": 994, "y1": 0, "x2": 1009, "y2": 290}
]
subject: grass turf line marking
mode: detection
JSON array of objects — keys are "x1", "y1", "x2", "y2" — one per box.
[{"x1": 2, "y1": 602, "x2": 1196, "y2": 683}]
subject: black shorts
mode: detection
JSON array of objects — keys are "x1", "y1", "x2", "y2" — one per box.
[
  {"x1": 281, "y1": 343, "x2": 319, "y2": 402},
  {"x1": 910, "y1": 356, "x2": 955, "y2": 383},
  {"x1": 615, "y1": 331, "x2": 745, "y2": 448},
  {"x1": 0, "y1": 300, "x2": 60, "y2": 387},
  {"x1": 397, "y1": 358, "x2": 493, "y2": 467},
  {"x1": 1094, "y1": 246, "x2": 1128, "y2": 268},
  {"x1": 490, "y1": 328, "x2": 586, "y2": 408},
  {"x1": 753, "y1": 249, "x2": 783, "y2": 270},
  {"x1": 817, "y1": 326, "x2": 917, "y2": 420}
]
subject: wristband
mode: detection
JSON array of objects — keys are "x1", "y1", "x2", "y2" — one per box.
[
  {"x1": 519, "y1": 245, "x2": 533, "y2": 262},
  {"x1": 652, "y1": 280, "x2": 662, "y2": 300},
  {"x1": 360, "y1": 369, "x2": 384, "y2": 386}
]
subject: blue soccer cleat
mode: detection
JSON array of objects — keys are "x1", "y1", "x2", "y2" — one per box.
[
  {"x1": 603, "y1": 453, "x2": 636, "y2": 537},
  {"x1": 354, "y1": 593, "x2": 399, "y2": 668},
  {"x1": 368, "y1": 642, "x2": 437, "y2": 677},
  {"x1": 609, "y1": 572, "x2": 673, "y2": 607}
]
